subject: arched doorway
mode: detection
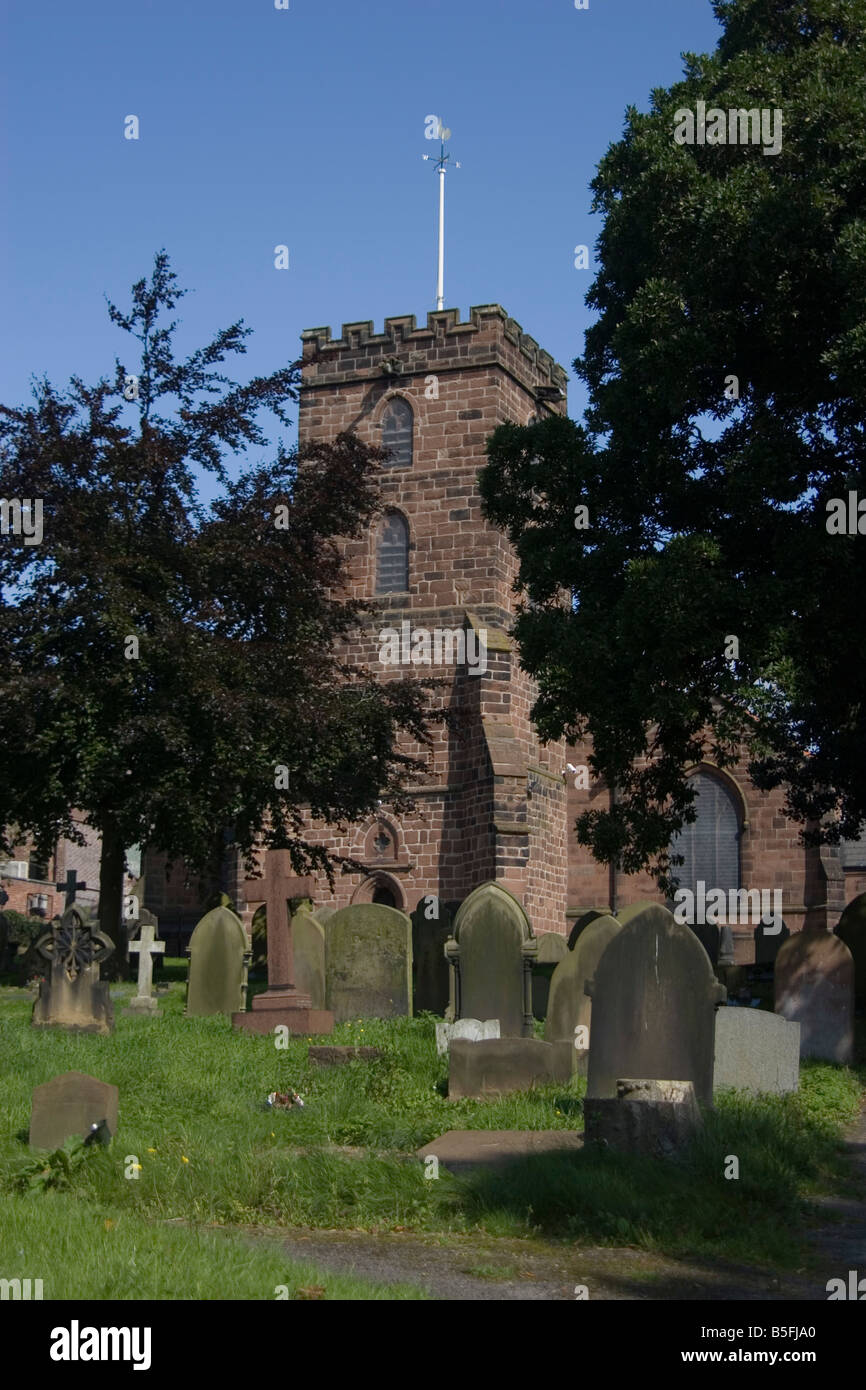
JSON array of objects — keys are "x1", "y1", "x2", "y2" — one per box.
[{"x1": 372, "y1": 884, "x2": 398, "y2": 909}]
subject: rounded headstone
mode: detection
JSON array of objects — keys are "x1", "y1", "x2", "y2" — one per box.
[
  {"x1": 586, "y1": 903, "x2": 726, "y2": 1106},
  {"x1": 545, "y1": 913, "x2": 621, "y2": 1076},
  {"x1": 566, "y1": 908, "x2": 610, "y2": 952},
  {"x1": 836, "y1": 893, "x2": 866, "y2": 1005},
  {"x1": 325, "y1": 902, "x2": 412, "y2": 1022},
  {"x1": 774, "y1": 929, "x2": 854, "y2": 1063},
  {"x1": 450, "y1": 883, "x2": 533, "y2": 1037}
]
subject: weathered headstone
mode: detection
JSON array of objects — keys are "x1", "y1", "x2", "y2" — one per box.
[
  {"x1": 545, "y1": 912, "x2": 621, "y2": 1077},
  {"x1": 444, "y1": 882, "x2": 536, "y2": 1037},
  {"x1": 186, "y1": 903, "x2": 249, "y2": 1017},
  {"x1": 836, "y1": 893, "x2": 866, "y2": 1006},
  {"x1": 713, "y1": 1008, "x2": 800, "y2": 1095},
  {"x1": 125, "y1": 912, "x2": 165, "y2": 1016},
  {"x1": 774, "y1": 928, "x2": 854, "y2": 1063},
  {"x1": 325, "y1": 902, "x2": 412, "y2": 1023},
  {"x1": 584, "y1": 1079, "x2": 701, "y2": 1159},
  {"x1": 532, "y1": 932, "x2": 568, "y2": 1020},
  {"x1": 291, "y1": 903, "x2": 326, "y2": 1010},
  {"x1": 31, "y1": 906, "x2": 115, "y2": 1035},
  {"x1": 586, "y1": 904, "x2": 726, "y2": 1106},
  {"x1": 448, "y1": 1037, "x2": 573, "y2": 1099},
  {"x1": 566, "y1": 908, "x2": 610, "y2": 952},
  {"x1": 434, "y1": 1018, "x2": 500, "y2": 1055},
  {"x1": 410, "y1": 896, "x2": 454, "y2": 1015},
  {"x1": 30, "y1": 1071, "x2": 119, "y2": 1151}
]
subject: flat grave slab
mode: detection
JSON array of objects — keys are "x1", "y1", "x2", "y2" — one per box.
[{"x1": 416, "y1": 1129, "x2": 583, "y2": 1173}]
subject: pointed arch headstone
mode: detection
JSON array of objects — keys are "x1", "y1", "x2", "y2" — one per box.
[
  {"x1": 186, "y1": 904, "x2": 249, "y2": 1017},
  {"x1": 445, "y1": 882, "x2": 536, "y2": 1037}
]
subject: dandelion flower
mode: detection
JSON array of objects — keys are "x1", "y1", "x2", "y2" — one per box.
[
  {"x1": 181, "y1": 1155, "x2": 189, "y2": 1164},
  {"x1": 147, "y1": 1147, "x2": 156, "y2": 1154},
  {"x1": 104, "y1": 1219, "x2": 114, "y2": 1230}
]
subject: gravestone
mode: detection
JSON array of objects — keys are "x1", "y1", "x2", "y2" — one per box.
[
  {"x1": 325, "y1": 902, "x2": 412, "y2": 1023},
  {"x1": 291, "y1": 903, "x2": 326, "y2": 1010},
  {"x1": 713, "y1": 1008, "x2": 800, "y2": 1094},
  {"x1": 31, "y1": 906, "x2": 115, "y2": 1035},
  {"x1": 124, "y1": 912, "x2": 165, "y2": 1016},
  {"x1": 836, "y1": 893, "x2": 866, "y2": 1006},
  {"x1": 233, "y1": 850, "x2": 333, "y2": 1034},
  {"x1": 434, "y1": 1018, "x2": 500, "y2": 1055},
  {"x1": 586, "y1": 903, "x2": 726, "y2": 1107},
  {"x1": 444, "y1": 882, "x2": 536, "y2": 1037},
  {"x1": 186, "y1": 903, "x2": 249, "y2": 1017},
  {"x1": 774, "y1": 928, "x2": 854, "y2": 1063},
  {"x1": 448, "y1": 1037, "x2": 573, "y2": 1099},
  {"x1": 532, "y1": 932, "x2": 568, "y2": 1020},
  {"x1": 584, "y1": 1079, "x2": 701, "y2": 1159},
  {"x1": 30, "y1": 1071, "x2": 119, "y2": 1151},
  {"x1": 410, "y1": 896, "x2": 454, "y2": 1015},
  {"x1": 545, "y1": 912, "x2": 621, "y2": 1077},
  {"x1": 566, "y1": 908, "x2": 609, "y2": 952}
]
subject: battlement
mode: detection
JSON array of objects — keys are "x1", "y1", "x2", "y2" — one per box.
[{"x1": 300, "y1": 304, "x2": 569, "y2": 393}]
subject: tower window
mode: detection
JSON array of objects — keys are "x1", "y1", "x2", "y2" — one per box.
[
  {"x1": 381, "y1": 397, "x2": 414, "y2": 469},
  {"x1": 376, "y1": 512, "x2": 409, "y2": 593}
]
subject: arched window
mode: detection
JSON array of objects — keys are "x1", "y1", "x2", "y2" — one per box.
[
  {"x1": 381, "y1": 397, "x2": 413, "y2": 468},
  {"x1": 376, "y1": 512, "x2": 409, "y2": 594},
  {"x1": 670, "y1": 769, "x2": 740, "y2": 897}
]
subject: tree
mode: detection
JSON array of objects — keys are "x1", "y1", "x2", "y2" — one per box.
[
  {"x1": 0, "y1": 251, "x2": 444, "y2": 970},
  {"x1": 479, "y1": 0, "x2": 866, "y2": 892}
]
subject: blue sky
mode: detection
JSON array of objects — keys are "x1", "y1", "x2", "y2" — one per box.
[{"x1": 0, "y1": 0, "x2": 722, "y2": 476}]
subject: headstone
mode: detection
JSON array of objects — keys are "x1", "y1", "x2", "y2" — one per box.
[
  {"x1": 545, "y1": 912, "x2": 622, "y2": 1076},
  {"x1": 713, "y1": 1008, "x2": 800, "y2": 1095},
  {"x1": 30, "y1": 1071, "x2": 119, "y2": 1151},
  {"x1": 124, "y1": 912, "x2": 165, "y2": 1016},
  {"x1": 31, "y1": 907, "x2": 115, "y2": 1035},
  {"x1": 325, "y1": 902, "x2": 412, "y2": 1023},
  {"x1": 532, "y1": 932, "x2": 568, "y2": 1020},
  {"x1": 836, "y1": 893, "x2": 866, "y2": 1006},
  {"x1": 774, "y1": 928, "x2": 854, "y2": 1063},
  {"x1": 566, "y1": 908, "x2": 609, "y2": 952},
  {"x1": 233, "y1": 850, "x2": 333, "y2": 1034},
  {"x1": 448, "y1": 1037, "x2": 573, "y2": 1099},
  {"x1": 291, "y1": 903, "x2": 326, "y2": 1009},
  {"x1": 586, "y1": 903, "x2": 726, "y2": 1106},
  {"x1": 416, "y1": 1130, "x2": 584, "y2": 1174},
  {"x1": 444, "y1": 882, "x2": 536, "y2": 1037},
  {"x1": 410, "y1": 896, "x2": 454, "y2": 1015},
  {"x1": 186, "y1": 904, "x2": 249, "y2": 1017},
  {"x1": 584, "y1": 1079, "x2": 701, "y2": 1159},
  {"x1": 434, "y1": 1018, "x2": 500, "y2": 1055}
]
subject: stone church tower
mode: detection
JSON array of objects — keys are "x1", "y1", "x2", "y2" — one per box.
[{"x1": 295, "y1": 305, "x2": 571, "y2": 933}]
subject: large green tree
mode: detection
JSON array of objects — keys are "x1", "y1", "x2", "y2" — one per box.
[
  {"x1": 480, "y1": 0, "x2": 866, "y2": 892},
  {"x1": 0, "y1": 252, "x2": 443, "y2": 968}
]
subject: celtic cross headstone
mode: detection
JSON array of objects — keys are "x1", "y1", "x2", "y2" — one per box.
[{"x1": 31, "y1": 905, "x2": 115, "y2": 1035}]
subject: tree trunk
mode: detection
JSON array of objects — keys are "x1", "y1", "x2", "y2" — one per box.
[{"x1": 99, "y1": 817, "x2": 128, "y2": 980}]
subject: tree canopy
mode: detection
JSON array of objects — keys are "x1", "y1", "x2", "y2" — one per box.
[
  {"x1": 0, "y1": 252, "x2": 443, "y2": 955},
  {"x1": 480, "y1": 0, "x2": 866, "y2": 891}
]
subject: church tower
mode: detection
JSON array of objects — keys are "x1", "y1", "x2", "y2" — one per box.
[{"x1": 296, "y1": 305, "x2": 571, "y2": 933}]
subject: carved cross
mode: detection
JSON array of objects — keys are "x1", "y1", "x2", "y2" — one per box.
[{"x1": 128, "y1": 919, "x2": 165, "y2": 1001}]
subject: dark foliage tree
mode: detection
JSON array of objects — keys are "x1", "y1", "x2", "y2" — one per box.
[
  {"x1": 0, "y1": 252, "x2": 443, "y2": 969},
  {"x1": 479, "y1": 0, "x2": 866, "y2": 891}
]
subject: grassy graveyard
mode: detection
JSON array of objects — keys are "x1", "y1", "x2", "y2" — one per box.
[{"x1": 0, "y1": 970, "x2": 863, "y2": 1299}]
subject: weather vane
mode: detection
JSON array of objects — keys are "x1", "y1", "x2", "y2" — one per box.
[{"x1": 423, "y1": 120, "x2": 460, "y2": 311}]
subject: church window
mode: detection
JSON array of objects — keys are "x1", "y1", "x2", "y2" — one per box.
[
  {"x1": 381, "y1": 397, "x2": 414, "y2": 468},
  {"x1": 670, "y1": 769, "x2": 740, "y2": 897},
  {"x1": 376, "y1": 512, "x2": 409, "y2": 593}
]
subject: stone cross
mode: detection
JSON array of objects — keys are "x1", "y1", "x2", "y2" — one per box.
[
  {"x1": 55, "y1": 869, "x2": 86, "y2": 912},
  {"x1": 127, "y1": 917, "x2": 165, "y2": 1013},
  {"x1": 243, "y1": 850, "x2": 299, "y2": 992},
  {"x1": 233, "y1": 849, "x2": 333, "y2": 1035}
]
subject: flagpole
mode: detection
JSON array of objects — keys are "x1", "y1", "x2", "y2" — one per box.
[{"x1": 423, "y1": 123, "x2": 460, "y2": 311}]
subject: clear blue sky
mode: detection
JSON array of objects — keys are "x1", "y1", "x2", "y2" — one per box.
[{"x1": 1, "y1": 0, "x2": 722, "y2": 472}]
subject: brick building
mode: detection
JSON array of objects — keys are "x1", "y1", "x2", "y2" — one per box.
[{"x1": 36, "y1": 303, "x2": 860, "y2": 962}]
